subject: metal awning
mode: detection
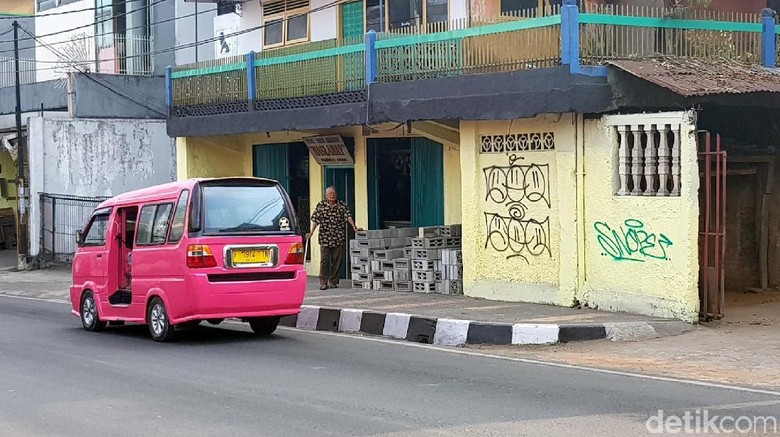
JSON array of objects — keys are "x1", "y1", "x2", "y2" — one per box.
[{"x1": 607, "y1": 59, "x2": 780, "y2": 97}]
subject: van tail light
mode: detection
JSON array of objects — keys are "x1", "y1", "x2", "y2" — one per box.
[
  {"x1": 187, "y1": 244, "x2": 217, "y2": 268},
  {"x1": 284, "y1": 243, "x2": 305, "y2": 265}
]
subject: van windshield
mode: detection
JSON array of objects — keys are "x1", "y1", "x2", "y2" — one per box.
[{"x1": 202, "y1": 184, "x2": 295, "y2": 235}]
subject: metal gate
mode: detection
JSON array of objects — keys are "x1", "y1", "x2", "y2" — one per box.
[
  {"x1": 40, "y1": 193, "x2": 109, "y2": 263},
  {"x1": 698, "y1": 132, "x2": 727, "y2": 321}
]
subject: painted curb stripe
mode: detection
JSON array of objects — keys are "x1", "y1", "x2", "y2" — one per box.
[
  {"x1": 282, "y1": 305, "x2": 688, "y2": 347},
  {"x1": 466, "y1": 323, "x2": 513, "y2": 345}
]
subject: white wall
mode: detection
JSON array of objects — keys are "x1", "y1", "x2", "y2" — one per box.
[
  {"x1": 310, "y1": 0, "x2": 338, "y2": 42},
  {"x1": 27, "y1": 116, "x2": 176, "y2": 257},
  {"x1": 35, "y1": 0, "x2": 95, "y2": 82},
  {"x1": 175, "y1": 0, "x2": 217, "y2": 65},
  {"x1": 450, "y1": 0, "x2": 469, "y2": 21},
  {"x1": 213, "y1": 0, "x2": 263, "y2": 58}
]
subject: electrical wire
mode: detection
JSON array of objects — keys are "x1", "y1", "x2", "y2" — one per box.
[
  {"x1": 0, "y1": 0, "x2": 258, "y2": 55},
  {"x1": 12, "y1": 0, "x2": 348, "y2": 66},
  {"x1": 23, "y1": 26, "x2": 166, "y2": 116},
  {"x1": 0, "y1": 0, "x2": 167, "y2": 47},
  {"x1": 0, "y1": 0, "x2": 149, "y2": 20}
]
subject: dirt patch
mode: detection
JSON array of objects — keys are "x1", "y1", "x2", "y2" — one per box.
[{"x1": 472, "y1": 293, "x2": 780, "y2": 390}]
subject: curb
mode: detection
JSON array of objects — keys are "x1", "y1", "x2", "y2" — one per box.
[{"x1": 280, "y1": 305, "x2": 693, "y2": 346}]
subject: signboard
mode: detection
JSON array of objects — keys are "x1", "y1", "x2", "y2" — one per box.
[{"x1": 304, "y1": 135, "x2": 354, "y2": 165}]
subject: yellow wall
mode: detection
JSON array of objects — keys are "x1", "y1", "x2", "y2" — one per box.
[
  {"x1": 0, "y1": 0, "x2": 33, "y2": 15},
  {"x1": 175, "y1": 124, "x2": 462, "y2": 279},
  {"x1": 0, "y1": 150, "x2": 17, "y2": 212},
  {"x1": 443, "y1": 144, "x2": 462, "y2": 225},
  {"x1": 460, "y1": 111, "x2": 700, "y2": 322},
  {"x1": 580, "y1": 113, "x2": 700, "y2": 322},
  {"x1": 176, "y1": 136, "x2": 252, "y2": 179},
  {"x1": 461, "y1": 117, "x2": 573, "y2": 305}
]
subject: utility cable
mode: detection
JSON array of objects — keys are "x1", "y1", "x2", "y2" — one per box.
[
  {"x1": 0, "y1": 0, "x2": 258, "y2": 55},
  {"x1": 13, "y1": 0, "x2": 347, "y2": 65},
  {"x1": 23, "y1": 26, "x2": 166, "y2": 116}
]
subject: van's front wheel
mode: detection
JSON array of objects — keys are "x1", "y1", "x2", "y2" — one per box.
[
  {"x1": 148, "y1": 297, "x2": 176, "y2": 342},
  {"x1": 80, "y1": 291, "x2": 106, "y2": 332},
  {"x1": 248, "y1": 317, "x2": 280, "y2": 336}
]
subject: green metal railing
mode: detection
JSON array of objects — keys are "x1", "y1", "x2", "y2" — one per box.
[
  {"x1": 580, "y1": 5, "x2": 764, "y2": 64},
  {"x1": 255, "y1": 36, "x2": 365, "y2": 100},
  {"x1": 172, "y1": 55, "x2": 247, "y2": 107},
  {"x1": 375, "y1": 13, "x2": 562, "y2": 82},
  {"x1": 168, "y1": 3, "x2": 777, "y2": 112}
]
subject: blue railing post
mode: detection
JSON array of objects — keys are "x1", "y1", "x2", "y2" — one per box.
[
  {"x1": 247, "y1": 51, "x2": 257, "y2": 111},
  {"x1": 365, "y1": 30, "x2": 378, "y2": 85},
  {"x1": 561, "y1": 0, "x2": 581, "y2": 74},
  {"x1": 761, "y1": 8, "x2": 777, "y2": 68},
  {"x1": 165, "y1": 66, "x2": 173, "y2": 115}
]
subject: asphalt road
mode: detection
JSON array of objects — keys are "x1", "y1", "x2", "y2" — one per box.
[{"x1": 1, "y1": 296, "x2": 779, "y2": 437}]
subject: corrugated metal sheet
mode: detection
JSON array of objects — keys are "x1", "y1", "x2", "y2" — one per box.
[{"x1": 607, "y1": 59, "x2": 780, "y2": 97}]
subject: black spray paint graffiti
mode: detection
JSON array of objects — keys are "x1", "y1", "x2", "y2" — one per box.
[
  {"x1": 483, "y1": 155, "x2": 552, "y2": 263},
  {"x1": 594, "y1": 219, "x2": 673, "y2": 262}
]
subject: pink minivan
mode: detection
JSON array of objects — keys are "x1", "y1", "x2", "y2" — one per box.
[{"x1": 70, "y1": 177, "x2": 307, "y2": 342}]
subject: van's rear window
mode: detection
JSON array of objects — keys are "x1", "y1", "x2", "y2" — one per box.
[{"x1": 202, "y1": 185, "x2": 294, "y2": 234}]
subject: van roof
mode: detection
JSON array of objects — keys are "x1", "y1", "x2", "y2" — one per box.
[{"x1": 96, "y1": 177, "x2": 279, "y2": 209}]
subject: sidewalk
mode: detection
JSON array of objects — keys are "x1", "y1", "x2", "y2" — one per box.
[{"x1": 0, "y1": 268, "x2": 691, "y2": 346}]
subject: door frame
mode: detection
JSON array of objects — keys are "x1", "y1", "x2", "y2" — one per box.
[{"x1": 323, "y1": 164, "x2": 356, "y2": 280}]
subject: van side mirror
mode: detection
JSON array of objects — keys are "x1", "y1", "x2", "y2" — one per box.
[{"x1": 76, "y1": 230, "x2": 83, "y2": 245}]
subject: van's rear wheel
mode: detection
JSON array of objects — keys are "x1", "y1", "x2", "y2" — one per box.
[
  {"x1": 248, "y1": 317, "x2": 280, "y2": 336},
  {"x1": 80, "y1": 291, "x2": 106, "y2": 332},
  {"x1": 148, "y1": 297, "x2": 176, "y2": 342}
]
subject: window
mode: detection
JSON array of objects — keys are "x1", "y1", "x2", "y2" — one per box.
[
  {"x1": 613, "y1": 123, "x2": 682, "y2": 197},
  {"x1": 217, "y1": 1, "x2": 237, "y2": 16},
  {"x1": 263, "y1": 0, "x2": 310, "y2": 48},
  {"x1": 202, "y1": 184, "x2": 294, "y2": 235},
  {"x1": 500, "y1": 0, "x2": 538, "y2": 16},
  {"x1": 82, "y1": 210, "x2": 111, "y2": 246},
  {"x1": 168, "y1": 190, "x2": 190, "y2": 243},
  {"x1": 366, "y1": 0, "x2": 449, "y2": 32},
  {"x1": 37, "y1": 0, "x2": 81, "y2": 13},
  {"x1": 136, "y1": 203, "x2": 174, "y2": 245},
  {"x1": 389, "y1": 0, "x2": 422, "y2": 30},
  {"x1": 426, "y1": 0, "x2": 448, "y2": 25}
]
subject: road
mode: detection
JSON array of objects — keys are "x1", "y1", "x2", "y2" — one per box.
[{"x1": 1, "y1": 296, "x2": 779, "y2": 437}]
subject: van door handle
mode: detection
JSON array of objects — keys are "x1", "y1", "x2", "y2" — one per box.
[{"x1": 96, "y1": 254, "x2": 103, "y2": 259}]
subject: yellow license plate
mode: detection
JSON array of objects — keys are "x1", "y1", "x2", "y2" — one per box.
[{"x1": 232, "y1": 249, "x2": 271, "y2": 264}]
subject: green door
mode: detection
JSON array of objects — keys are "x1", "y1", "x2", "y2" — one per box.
[
  {"x1": 324, "y1": 167, "x2": 356, "y2": 279},
  {"x1": 340, "y1": 1, "x2": 364, "y2": 91},
  {"x1": 253, "y1": 144, "x2": 290, "y2": 193},
  {"x1": 366, "y1": 139, "x2": 380, "y2": 230},
  {"x1": 340, "y1": 1, "x2": 364, "y2": 38},
  {"x1": 411, "y1": 138, "x2": 444, "y2": 227}
]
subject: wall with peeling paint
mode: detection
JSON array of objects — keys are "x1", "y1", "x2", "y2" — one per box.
[{"x1": 27, "y1": 116, "x2": 176, "y2": 256}]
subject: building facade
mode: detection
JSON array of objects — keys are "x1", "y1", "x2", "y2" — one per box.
[{"x1": 168, "y1": 0, "x2": 778, "y2": 322}]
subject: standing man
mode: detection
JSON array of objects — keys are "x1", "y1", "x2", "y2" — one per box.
[{"x1": 307, "y1": 186, "x2": 362, "y2": 290}]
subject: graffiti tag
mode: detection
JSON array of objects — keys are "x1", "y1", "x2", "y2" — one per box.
[
  {"x1": 485, "y1": 213, "x2": 551, "y2": 264},
  {"x1": 594, "y1": 219, "x2": 673, "y2": 262},
  {"x1": 483, "y1": 158, "x2": 552, "y2": 263}
]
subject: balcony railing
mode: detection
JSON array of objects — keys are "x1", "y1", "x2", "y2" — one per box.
[
  {"x1": 0, "y1": 57, "x2": 36, "y2": 89},
  {"x1": 95, "y1": 33, "x2": 155, "y2": 76},
  {"x1": 167, "y1": 1, "x2": 779, "y2": 116},
  {"x1": 580, "y1": 5, "x2": 766, "y2": 64}
]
